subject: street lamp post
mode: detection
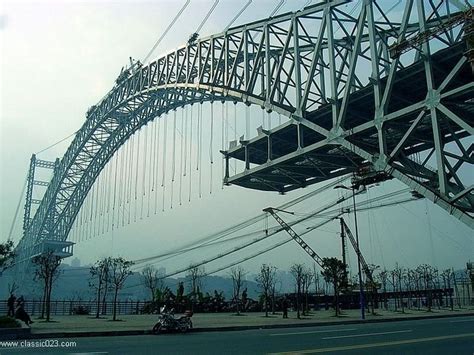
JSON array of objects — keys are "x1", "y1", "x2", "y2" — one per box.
[{"x1": 335, "y1": 184, "x2": 365, "y2": 320}]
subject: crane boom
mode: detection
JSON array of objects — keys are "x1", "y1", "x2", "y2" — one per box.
[
  {"x1": 263, "y1": 207, "x2": 324, "y2": 267},
  {"x1": 340, "y1": 218, "x2": 376, "y2": 286}
]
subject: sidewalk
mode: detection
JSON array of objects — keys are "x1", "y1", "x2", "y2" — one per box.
[{"x1": 22, "y1": 307, "x2": 474, "y2": 337}]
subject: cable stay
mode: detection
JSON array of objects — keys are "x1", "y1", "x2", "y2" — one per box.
[
  {"x1": 111, "y1": 148, "x2": 119, "y2": 230},
  {"x1": 179, "y1": 108, "x2": 184, "y2": 205},
  {"x1": 199, "y1": 103, "x2": 203, "y2": 198},
  {"x1": 221, "y1": 102, "x2": 225, "y2": 190},
  {"x1": 128, "y1": 135, "x2": 134, "y2": 224},
  {"x1": 7, "y1": 173, "x2": 27, "y2": 242},
  {"x1": 234, "y1": 103, "x2": 237, "y2": 173},
  {"x1": 210, "y1": 102, "x2": 214, "y2": 194},
  {"x1": 188, "y1": 0, "x2": 220, "y2": 44},
  {"x1": 269, "y1": 0, "x2": 286, "y2": 18},
  {"x1": 162, "y1": 114, "x2": 168, "y2": 212},
  {"x1": 154, "y1": 118, "x2": 161, "y2": 214},
  {"x1": 147, "y1": 121, "x2": 155, "y2": 217},
  {"x1": 143, "y1": 0, "x2": 191, "y2": 64},
  {"x1": 184, "y1": 106, "x2": 188, "y2": 178},
  {"x1": 224, "y1": 0, "x2": 252, "y2": 32},
  {"x1": 133, "y1": 175, "x2": 350, "y2": 265},
  {"x1": 141, "y1": 124, "x2": 149, "y2": 220},
  {"x1": 35, "y1": 130, "x2": 78, "y2": 155},
  {"x1": 188, "y1": 105, "x2": 193, "y2": 202}
]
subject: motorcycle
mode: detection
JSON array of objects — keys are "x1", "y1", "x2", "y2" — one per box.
[{"x1": 152, "y1": 306, "x2": 193, "y2": 334}]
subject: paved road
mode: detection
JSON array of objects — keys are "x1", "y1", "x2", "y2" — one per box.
[{"x1": 1, "y1": 315, "x2": 473, "y2": 354}]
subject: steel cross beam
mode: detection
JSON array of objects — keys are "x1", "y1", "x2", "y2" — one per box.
[
  {"x1": 15, "y1": 0, "x2": 473, "y2": 263},
  {"x1": 223, "y1": 0, "x2": 473, "y2": 229}
]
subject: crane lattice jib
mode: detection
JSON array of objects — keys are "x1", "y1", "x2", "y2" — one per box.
[
  {"x1": 341, "y1": 218, "x2": 376, "y2": 286},
  {"x1": 16, "y1": 0, "x2": 473, "y2": 262},
  {"x1": 264, "y1": 208, "x2": 324, "y2": 267}
]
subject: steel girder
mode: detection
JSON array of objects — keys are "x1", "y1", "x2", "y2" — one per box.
[{"x1": 15, "y1": 0, "x2": 473, "y2": 262}]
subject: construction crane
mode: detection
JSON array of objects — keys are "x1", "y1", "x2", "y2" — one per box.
[
  {"x1": 264, "y1": 207, "x2": 376, "y2": 289},
  {"x1": 339, "y1": 218, "x2": 376, "y2": 289},
  {"x1": 389, "y1": 7, "x2": 473, "y2": 61},
  {"x1": 263, "y1": 207, "x2": 325, "y2": 268}
]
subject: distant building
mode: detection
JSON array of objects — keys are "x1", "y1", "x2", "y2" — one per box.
[{"x1": 71, "y1": 257, "x2": 81, "y2": 268}]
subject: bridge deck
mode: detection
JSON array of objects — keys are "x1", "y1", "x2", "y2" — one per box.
[{"x1": 225, "y1": 43, "x2": 473, "y2": 193}]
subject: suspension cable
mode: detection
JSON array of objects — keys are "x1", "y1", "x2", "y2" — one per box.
[
  {"x1": 269, "y1": 0, "x2": 286, "y2": 17},
  {"x1": 224, "y1": 0, "x2": 252, "y2": 31},
  {"x1": 195, "y1": 0, "x2": 220, "y2": 34},
  {"x1": 7, "y1": 174, "x2": 27, "y2": 242},
  {"x1": 143, "y1": 0, "x2": 191, "y2": 64}
]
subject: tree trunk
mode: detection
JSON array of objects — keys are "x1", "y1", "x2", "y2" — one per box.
[
  {"x1": 96, "y1": 283, "x2": 102, "y2": 319},
  {"x1": 102, "y1": 285, "x2": 108, "y2": 315},
  {"x1": 40, "y1": 282, "x2": 47, "y2": 319},
  {"x1": 46, "y1": 274, "x2": 53, "y2": 322},
  {"x1": 113, "y1": 288, "x2": 119, "y2": 321},
  {"x1": 265, "y1": 293, "x2": 268, "y2": 317}
]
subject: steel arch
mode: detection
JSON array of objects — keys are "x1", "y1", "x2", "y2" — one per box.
[{"x1": 16, "y1": 0, "x2": 474, "y2": 262}]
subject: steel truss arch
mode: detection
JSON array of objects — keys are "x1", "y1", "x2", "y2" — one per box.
[{"x1": 16, "y1": 0, "x2": 474, "y2": 262}]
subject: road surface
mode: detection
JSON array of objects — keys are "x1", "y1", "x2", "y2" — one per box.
[{"x1": 1, "y1": 315, "x2": 473, "y2": 354}]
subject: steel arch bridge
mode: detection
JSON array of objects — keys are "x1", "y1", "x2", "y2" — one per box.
[{"x1": 15, "y1": 0, "x2": 474, "y2": 263}]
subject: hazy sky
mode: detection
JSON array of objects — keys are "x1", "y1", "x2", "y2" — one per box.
[{"x1": 1, "y1": 0, "x2": 472, "y2": 278}]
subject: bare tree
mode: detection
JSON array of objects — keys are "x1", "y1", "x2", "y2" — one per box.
[
  {"x1": 89, "y1": 257, "x2": 111, "y2": 318},
  {"x1": 377, "y1": 269, "x2": 389, "y2": 310},
  {"x1": 313, "y1": 264, "x2": 321, "y2": 295},
  {"x1": 416, "y1": 264, "x2": 435, "y2": 311},
  {"x1": 229, "y1": 266, "x2": 247, "y2": 315},
  {"x1": 141, "y1": 265, "x2": 164, "y2": 302},
  {"x1": 33, "y1": 251, "x2": 62, "y2": 321},
  {"x1": 186, "y1": 265, "x2": 205, "y2": 310},
  {"x1": 290, "y1": 263, "x2": 305, "y2": 319},
  {"x1": 441, "y1": 269, "x2": 454, "y2": 310},
  {"x1": 109, "y1": 257, "x2": 134, "y2": 321},
  {"x1": 255, "y1": 264, "x2": 276, "y2": 317},
  {"x1": 321, "y1": 258, "x2": 347, "y2": 317},
  {"x1": 302, "y1": 268, "x2": 313, "y2": 316}
]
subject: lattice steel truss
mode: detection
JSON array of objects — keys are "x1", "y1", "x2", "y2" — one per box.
[{"x1": 15, "y1": 0, "x2": 473, "y2": 263}]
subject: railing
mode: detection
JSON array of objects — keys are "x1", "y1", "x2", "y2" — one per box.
[{"x1": 0, "y1": 300, "x2": 151, "y2": 317}]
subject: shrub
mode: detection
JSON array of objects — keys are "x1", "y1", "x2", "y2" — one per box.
[
  {"x1": 72, "y1": 305, "x2": 90, "y2": 315},
  {"x1": 0, "y1": 316, "x2": 21, "y2": 328}
]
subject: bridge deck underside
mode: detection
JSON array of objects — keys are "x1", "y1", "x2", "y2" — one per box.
[{"x1": 226, "y1": 43, "x2": 473, "y2": 193}]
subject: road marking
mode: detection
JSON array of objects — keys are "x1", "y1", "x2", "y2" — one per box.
[
  {"x1": 322, "y1": 329, "x2": 412, "y2": 339},
  {"x1": 270, "y1": 328, "x2": 356, "y2": 336},
  {"x1": 449, "y1": 318, "x2": 474, "y2": 323},
  {"x1": 268, "y1": 332, "x2": 474, "y2": 354}
]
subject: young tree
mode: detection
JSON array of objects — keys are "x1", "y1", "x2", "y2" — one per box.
[
  {"x1": 109, "y1": 257, "x2": 134, "y2": 321},
  {"x1": 89, "y1": 257, "x2": 111, "y2": 318},
  {"x1": 377, "y1": 269, "x2": 389, "y2": 310},
  {"x1": 0, "y1": 240, "x2": 15, "y2": 271},
  {"x1": 33, "y1": 251, "x2": 62, "y2": 321},
  {"x1": 321, "y1": 257, "x2": 347, "y2": 317},
  {"x1": 290, "y1": 263, "x2": 305, "y2": 319},
  {"x1": 229, "y1": 266, "x2": 247, "y2": 315},
  {"x1": 141, "y1": 265, "x2": 164, "y2": 302},
  {"x1": 255, "y1": 264, "x2": 276, "y2": 317},
  {"x1": 302, "y1": 268, "x2": 313, "y2": 316},
  {"x1": 186, "y1": 265, "x2": 205, "y2": 310}
]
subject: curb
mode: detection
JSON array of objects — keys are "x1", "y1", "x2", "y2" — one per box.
[{"x1": 21, "y1": 312, "x2": 474, "y2": 340}]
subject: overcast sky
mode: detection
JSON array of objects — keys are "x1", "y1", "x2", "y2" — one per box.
[{"x1": 1, "y1": 0, "x2": 472, "y2": 278}]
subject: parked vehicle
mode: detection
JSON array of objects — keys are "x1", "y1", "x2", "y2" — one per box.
[{"x1": 152, "y1": 306, "x2": 193, "y2": 334}]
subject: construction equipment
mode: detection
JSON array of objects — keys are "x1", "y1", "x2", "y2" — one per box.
[
  {"x1": 389, "y1": 7, "x2": 473, "y2": 60},
  {"x1": 264, "y1": 207, "x2": 376, "y2": 288},
  {"x1": 263, "y1": 207, "x2": 325, "y2": 268},
  {"x1": 340, "y1": 218, "x2": 377, "y2": 289}
]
